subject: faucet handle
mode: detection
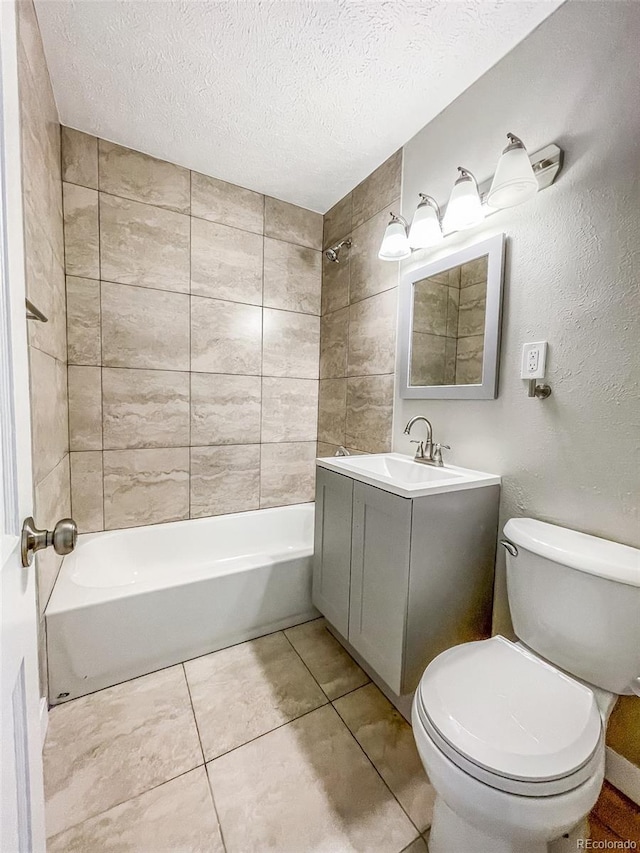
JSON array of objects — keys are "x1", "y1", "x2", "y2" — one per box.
[
  {"x1": 410, "y1": 440, "x2": 425, "y2": 459},
  {"x1": 432, "y1": 443, "x2": 450, "y2": 466}
]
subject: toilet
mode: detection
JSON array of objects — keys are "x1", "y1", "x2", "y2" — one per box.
[{"x1": 412, "y1": 517, "x2": 640, "y2": 853}]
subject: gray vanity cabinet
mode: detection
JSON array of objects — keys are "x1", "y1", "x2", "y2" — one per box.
[
  {"x1": 349, "y1": 482, "x2": 411, "y2": 694},
  {"x1": 312, "y1": 467, "x2": 353, "y2": 637},
  {"x1": 313, "y1": 464, "x2": 499, "y2": 700}
]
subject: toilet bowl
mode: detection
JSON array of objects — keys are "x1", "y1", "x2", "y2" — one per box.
[
  {"x1": 412, "y1": 636, "x2": 608, "y2": 853},
  {"x1": 411, "y1": 518, "x2": 640, "y2": 853}
]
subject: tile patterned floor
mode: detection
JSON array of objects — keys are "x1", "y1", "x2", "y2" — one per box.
[
  {"x1": 43, "y1": 617, "x2": 640, "y2": 852},
  {"x1": 43, "y1": 618, "x2": 434, "y2": 852}
]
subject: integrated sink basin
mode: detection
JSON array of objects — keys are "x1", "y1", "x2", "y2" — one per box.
[{"x1": 316, "y1": 453, "x2": 500, "y2": 498}]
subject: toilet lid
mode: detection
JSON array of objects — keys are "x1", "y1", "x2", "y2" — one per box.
[{"x1": 418, "y1": 636, "x2": 602, "y2": 783}]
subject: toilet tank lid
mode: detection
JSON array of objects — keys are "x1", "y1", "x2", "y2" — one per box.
[{"x1": 504, "y1": 518, "x2": 640, "y2": 588}]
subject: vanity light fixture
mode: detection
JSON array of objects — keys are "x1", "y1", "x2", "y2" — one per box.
[
  {"x1": 378, "y1": 134, "x2": 563, "y2": 262},
  {"x1": 378, "y1": 212, "x2": 411, "y2": 261},
  {"x1": 488, "y1": 133, "x2": 538, "y2": 209},
  {"x1": 442, "y1": 167, "x2": 485, "y2": 232},
  {"x1": 408, "y1": 194, "x2": 443, "y2": 249}
]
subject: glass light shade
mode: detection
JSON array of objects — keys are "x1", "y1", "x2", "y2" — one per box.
[
  {"x1": 488, "y1": 139, "x2": 538, "y2": 209},
  {"x1": 442, "y1": 170, "x2": 484, "y2": 232},
  {"x1": 408, "y1": 200, "x2": 443, "y2": 249},
  {"x1": 378, "y1": 217, "x2": 411, "y2": 261}
]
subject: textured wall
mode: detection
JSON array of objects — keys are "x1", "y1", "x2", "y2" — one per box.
[
  {"x1": 17, "y1": 0, "x2": 69, "y2": 699},
  {"x1": 317, "y1": 151, "x2": 401, "y2": 456},
  {"x1": 63, "y1": 131, "x2": 322, "y2": 531},
  {"x1": 398, "y1": 1, "x2": 640, "y2": 767}
]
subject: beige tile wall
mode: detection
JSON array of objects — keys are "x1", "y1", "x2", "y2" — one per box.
[
  {"x1": 17, "y1": 0, "x2": 69, "y2": 699},
  {"x1": 62, "y1": 130, "x2": 323, "y2": 531},
  {"x1": 317, "y1": 151, "x2": 401, "y2": 456}
]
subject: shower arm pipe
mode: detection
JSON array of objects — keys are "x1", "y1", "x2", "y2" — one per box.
[{"x1": 324, "y1": 237, "x2": 352, "y2": 262}]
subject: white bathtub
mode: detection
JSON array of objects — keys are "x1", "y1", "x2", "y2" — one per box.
[{"x1": 46, "y1": 503, "x2": 317, "y2": 704}]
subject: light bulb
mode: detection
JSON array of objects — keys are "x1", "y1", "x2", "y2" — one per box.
[
  {"x1": 408, "y1": 194, "x2": 443, "y2": 249},
  {"x1": 378, "y1": 213, "x2": 411, "y2": 261},
  {"x1": 442, "y1": 167, "x2": 484, "y2": 232},
  {"x1": 488, "y1": 133, "x2": 538, "y2": 209}
]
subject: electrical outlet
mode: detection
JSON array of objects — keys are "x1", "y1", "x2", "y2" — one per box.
[{"x1": 521, "y1": 342, "x2": 547, "y2": 379}]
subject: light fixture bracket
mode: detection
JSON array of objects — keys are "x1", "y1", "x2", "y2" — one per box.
[
  {"x1": 417, "y1": 194, "x2": 441, "y2": 218},
  {"x1": 504, "y1": 132, "x2": 525, "y2": 153},
  {"x1": 455, "y1": 166, "x2": 476, "y2": 185},
  {"x1": 390, "y1": 212, "x2": 409, "y2": 227}
]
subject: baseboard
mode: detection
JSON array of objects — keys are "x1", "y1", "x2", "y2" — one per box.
[
  {"x1": 39, "y1": 696, "x2": 48, "y2": 749},
  {"x1": 605, "y1": 746, "x2": 640, "y2": 806}
]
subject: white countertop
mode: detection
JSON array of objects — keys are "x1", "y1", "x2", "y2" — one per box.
[{"x1": 316, "y1": 453, "x2": 501, "y2": 498}]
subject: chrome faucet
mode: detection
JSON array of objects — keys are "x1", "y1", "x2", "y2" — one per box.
[
  {"x1": 404, "y1": 416, "x2": 450, "y2": 466},
  {"x1": 404, "y1": 416, "x2": 433, "y2": 462}
]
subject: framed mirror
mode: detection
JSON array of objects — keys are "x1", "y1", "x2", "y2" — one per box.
[{"x1": 398, "y1": 233, "x2": 505, "y2": 399}]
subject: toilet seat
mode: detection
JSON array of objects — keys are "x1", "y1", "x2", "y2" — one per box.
[{"x1": 415, "y1": 636, "x2": 603, "y2": 797}]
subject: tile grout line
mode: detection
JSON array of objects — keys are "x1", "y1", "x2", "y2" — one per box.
[
  {"x1": 343, "y1": 205, "x2": 353, "y2": 447},
  {"x1": 96, "y1": 154, "x2": 106, "y2": 531},
  {"x1": 259, "y1": 193, "x2": 266, "y2": 508},
  {"x1": 331, "y1": 698, "x2": 426, "y2": 839},
  {"x1": 66, "y1": 361, "x2": 324, "y2": 379},
  {"x1": 205, "y1": 693, "x2": 331, "y2": 767},
  {"x1": 83, "y1": 494, "x2": 315, "y2": 535},
  {"x1": 98, "y1": 178, "x2": 106, "y2": 532},
  {"x1": 100, "y1": 273, "x2": 323, "y2": 316},
  {"x1": 181, "y1": 662, "x2": 229, "y2": 853},
  {"x1": 45, "y1": 762, "x2": 209, "y2": 844},
  {"x1": 281, "y1": 629, "x2": 334, "y2": 702},
  {"x1": 59, "y1": 131, "x2": 76, "y2": 566},
  {"x1": 284, "y1": 622, "x2": 425, "y2": 839},
  {"x1": 80, "y1": 179, "x2": 319, "y2": 251},
  {"x1": 188, "y1": 168, "x2": 192, "y2": 521}
]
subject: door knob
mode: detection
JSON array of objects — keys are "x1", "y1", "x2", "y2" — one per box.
[{"x1": 21, "y1": 516, "x2": 77, "y2": 568}]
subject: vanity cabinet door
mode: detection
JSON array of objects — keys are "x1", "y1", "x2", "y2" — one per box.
[
  {"x1": 312, "y1": 468, "x2": 353, "y2": 637},
  {"x1": 349, "y1": 482, "x2": 412, "y2": 694}
]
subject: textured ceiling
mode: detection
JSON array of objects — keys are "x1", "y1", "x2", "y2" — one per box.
[{"x1": 35, "y1": 0, "x2": 562, "y2": 212}]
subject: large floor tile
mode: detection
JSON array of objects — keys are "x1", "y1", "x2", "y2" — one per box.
[
  {"x1": 184, "y1": 632, "x2": 327, "y2": 761},
  {"x1": 47, "y1": 767, "x2": 224, "y2": 853},
  {"x1": 334, "y1": 683, "x2": 436, "y2": 832},
  {"x1": 43, "y1": 666, "x2": 202, "y2": 837},
  {"x1": 402, "y1": 836, "x2": 429, "y2": 853},
  {"x1": 284, "y1": 618, "x2": 369, "y2": 700},
  {"x1": 207, "y1": 704, "x2": 418, "y2": 853}
]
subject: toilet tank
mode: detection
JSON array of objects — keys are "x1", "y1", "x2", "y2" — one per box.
[{"x1": 503, "y1": 518, "x2": 640, "y2": 696}]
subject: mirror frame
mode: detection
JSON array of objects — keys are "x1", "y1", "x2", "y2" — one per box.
[{"x1": 398, "y1": 232, "x2": 506, "y2": 400}]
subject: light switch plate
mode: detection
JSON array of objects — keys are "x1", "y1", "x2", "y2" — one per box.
[{"x1": 521, "y1": 341, "x2": 547, "y2": 379}]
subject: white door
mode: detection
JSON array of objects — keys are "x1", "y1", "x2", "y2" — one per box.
[{"x1": 0, "y1": 1, "x2": 47, "y2": 850}]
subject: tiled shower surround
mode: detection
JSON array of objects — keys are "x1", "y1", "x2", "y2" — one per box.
[
  {"x1": 318, "y1": 150, "x2": 401, "y2": 455},
  {"x1": 62, "y1": 129, "x2": 323, "y2": 531}
]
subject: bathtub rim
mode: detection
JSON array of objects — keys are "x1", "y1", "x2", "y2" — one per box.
[{"x1": 47, "y1": 502, "x2": 315, "y2": 615}]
